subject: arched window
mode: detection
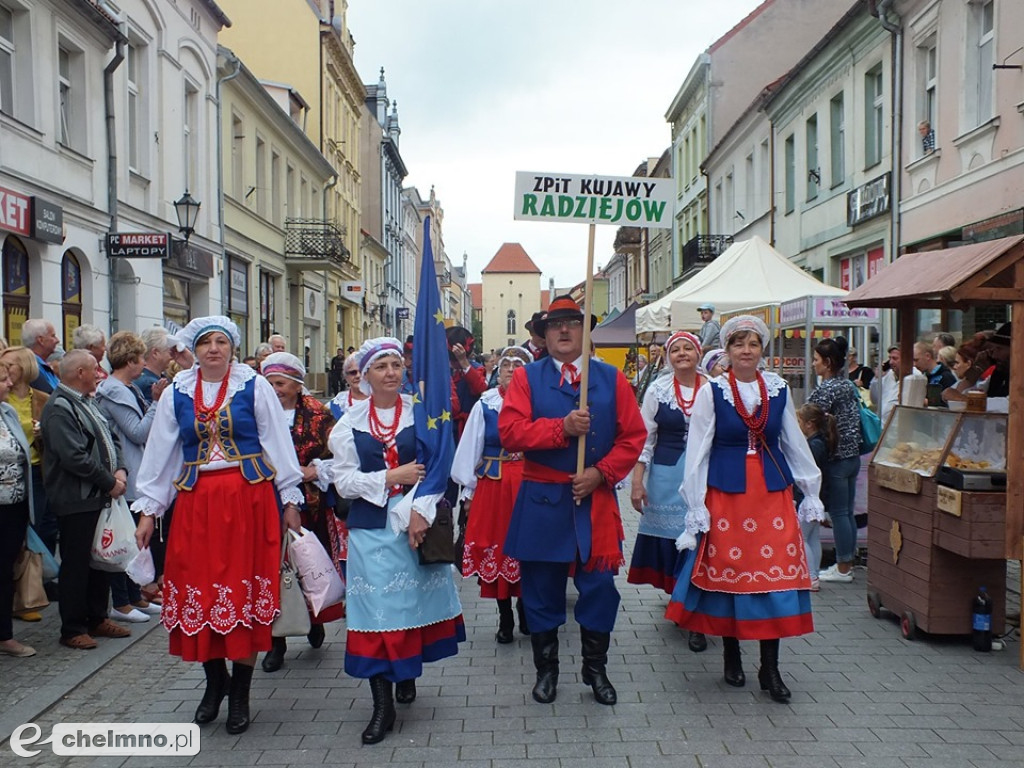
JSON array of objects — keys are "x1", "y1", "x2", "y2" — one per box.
[
  {"x1": 2, "y1": 235, "x2": 29, "y2": 345},
  {"x1": 62, "y1": 251, "x2": 82, "y2": 349},
  {"x1": 506, "y1": 309, "x2": 516, "y2": 336}
]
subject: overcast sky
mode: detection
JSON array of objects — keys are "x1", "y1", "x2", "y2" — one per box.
[{"x1": 347, "y1": 0, "x2": 766, "y2": 290}]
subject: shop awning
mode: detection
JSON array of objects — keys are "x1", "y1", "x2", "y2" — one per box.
[{"x1": 844, "y1": 234, "x2": 1024, "y2": 308}]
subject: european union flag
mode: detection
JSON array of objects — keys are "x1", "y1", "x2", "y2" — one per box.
[{"x1": 411, "y1": 215, "x2": 454, "y2": 499}]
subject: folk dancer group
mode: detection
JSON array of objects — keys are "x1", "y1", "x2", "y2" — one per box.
[{"x1": 131, "y1": 303, "x2": 824, "y2": 746}]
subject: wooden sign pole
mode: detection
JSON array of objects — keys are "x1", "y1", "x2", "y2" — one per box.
[{"x1": 576, "y1": 223, "x2": 597, "y2": 482}]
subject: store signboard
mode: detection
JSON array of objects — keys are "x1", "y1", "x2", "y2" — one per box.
[
  {"x1": 32, "y1": 197, "x2": 63, "y2": 243},
  {"x1": 779, "y1": 297, "x2": 879, "y2": 325},
  {"x1": 106, "y1": 232, "x2": 171, "y2": 259},
  {"x1": 340, "y1": 281, "x2": 364, "y2": 304},
  {"x1": 847, "y1": 172, "x2": 891, "y2": 227},
  {"x1": 0, "y1": 185, "x2": 32, "y2": 238}
]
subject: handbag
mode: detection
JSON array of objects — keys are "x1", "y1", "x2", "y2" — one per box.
[
  {"x1": 91, "y1": 496, "x2": 140, "y2": 572},
  {"x1": 13, "y1": 548, "x2": 49, "y2": 613},
  {"x1": 286, "y1": 527, "x2": 345, "y2": 617},
  {"x1": 272, "y1": 542, "x2": 311, "y2": 638},
  {"x1": 417, "y1": 500, "x2": 457, "y2": 566},
  {"x1": 851, "y1": 381, "x2": 882, "y2": 455},
  {"x1": 25, "y1": 525, "x2": 59, "y2": 582}
]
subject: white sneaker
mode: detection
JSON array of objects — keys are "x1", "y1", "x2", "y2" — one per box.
[
  {"x1": 132, "y1": 601, "x2": 162, "y2": 616},
  {"x1": 109, "y1": 607, "x2": 150, "y2": 623},
  {"x1": 818, "y1": 564, "x2": 854, "y2": 583}
]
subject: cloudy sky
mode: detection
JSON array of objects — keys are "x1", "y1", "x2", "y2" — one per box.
[{"x1": 347, "y1": 0, "x2": 765, "y2": 290}]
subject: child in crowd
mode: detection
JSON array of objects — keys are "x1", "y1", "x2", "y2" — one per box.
[{"x1": 795, "y1": 403, "x2": 835, "y2": 591}]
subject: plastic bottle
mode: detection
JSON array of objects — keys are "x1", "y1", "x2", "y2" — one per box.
[{"x1": 972, "y1": 587, "x2": 993, "y2": 652}]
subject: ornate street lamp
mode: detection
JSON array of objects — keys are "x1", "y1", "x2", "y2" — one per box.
[{"x1": 173, "y1": 190, "x2": 201, "y2": 242}]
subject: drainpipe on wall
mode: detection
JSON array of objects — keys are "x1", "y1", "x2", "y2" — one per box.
[
  {"x1": 104, "y1": 26, "x2": 125, "y2": 331},
  {"x1": 872, "y1": 0, "x2": 902, "y2": 358},
  {"x1": 768, "y1": 119, "x2": 776, "y2": 247},
  {"x1": 322, "y1": 174, "x2": 338, "y2": 365},
  {"x1": 215, "y1": 50, "x2": 242, "y2": 323}
]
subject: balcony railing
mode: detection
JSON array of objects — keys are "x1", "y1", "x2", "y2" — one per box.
[
  {"x1": 681, "y1": 234, "x2": 733, "y2": 275},
  {"x1": 284, "y1": 218, "x2": 350, "y2": 265}
]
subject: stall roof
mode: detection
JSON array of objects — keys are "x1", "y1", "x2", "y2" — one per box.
[
  {"x1": 844, "y1": 235, "x2": 1024, "y2": 308},
  {"x1": 591, "y1": 302, "x2": 640, "y2": 347}
]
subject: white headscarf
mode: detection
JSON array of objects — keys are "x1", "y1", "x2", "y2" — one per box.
[
  {"x1": 177, "y1": 315, "x2": 241, "y2": 353},
  {"x1": 261, "y1": 352, "x2": 306, "y2": 384}
]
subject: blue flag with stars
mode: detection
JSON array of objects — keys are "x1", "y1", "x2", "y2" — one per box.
[{"x1": 412, "y1": 215, "x2": 454, "y2": 499}]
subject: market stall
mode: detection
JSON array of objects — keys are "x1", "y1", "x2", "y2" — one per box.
[{"x1": 844, "y1": 234, "x2": 1024, "y2": 661}]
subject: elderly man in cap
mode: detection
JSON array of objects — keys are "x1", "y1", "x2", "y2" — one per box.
[
  {"x1": 499, "y1": 295, "x2": 646, "y2": 706},
  {"x1": 697, "y1": 303, "x2": 721, "y2": 349},
  {"x1": 522, "y1": 311, "x2": 548, "y2": 361}
]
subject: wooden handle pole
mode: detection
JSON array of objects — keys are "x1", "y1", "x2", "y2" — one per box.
[{"x1": 576, "y1": 223, "x2": 596, "y2": 480}]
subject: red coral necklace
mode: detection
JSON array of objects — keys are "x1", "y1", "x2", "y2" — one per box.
[
  {"x1": 728, "y1": 370, "x2": 770, "y2": 434},
  {"x1": 673, "y1": 376, "x2": 700, "y2": 415},
  {"x1": 194, "y1": 376, "x2": 231, "y2": 423},
  {"x1": 368, "y1": 396, "x2": 402, "y2": 446}
]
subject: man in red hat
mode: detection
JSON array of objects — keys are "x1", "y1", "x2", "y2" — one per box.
[{"x1": 499, "y1": 295, "x2": 645, "y2": 707}]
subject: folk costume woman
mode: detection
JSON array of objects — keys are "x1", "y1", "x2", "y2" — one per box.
[
  {"x1": 331, "y1": 337, "x2": 465, "y2": 745},
  {"x1": 133, "y1": 316, "x2": 304, "y2": 735},
  {"x1": 260, "y1": 352, "x2": 346, "y2": 673},
  {"x1": 328, "y1": 351, "x2": 367, "y2": 420},
  {"x1": 628, "y1": 331, "x2": 708, "y2": 653},
  {"x1": 451, "y1": 346, "x2": 531, "y2": 644},
  {"x1": 666, "y1": 315, "x2": 824, "y2": 703}
]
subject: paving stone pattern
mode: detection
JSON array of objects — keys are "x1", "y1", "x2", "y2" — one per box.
[{"x1": 4, "y1": 490, "x2": 1024, "y2": 767}]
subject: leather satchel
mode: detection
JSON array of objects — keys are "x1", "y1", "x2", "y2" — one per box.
[
  {"x1": 272, "y1": 542, "x2": 311, "y2": 638},
  {"x1": 417, "y1": 500, "x2": 457, "y2": 566}
]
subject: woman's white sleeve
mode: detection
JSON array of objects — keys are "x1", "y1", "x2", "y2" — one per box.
[
  {"x1": 637, "y1": 386, "x2": 659, "y2": 466},
  {"x1": 450, "y1": 400, "x2": 485, "y2": 500},
  {"x1": 130, "y1": 392, "x2": 183, "y2": 518},
  {"x1": 328, "y1": 418, "x2": 389, "y2": 507},
  {"x1": 780, "y1": 393, "x2": 826, "y2": 523},
  {"x1": 676, "y1": 383, "x2": 716, "y2": 551},
  {"x1": 253, "y1": 377, "x2": 304, "y2": 507}
]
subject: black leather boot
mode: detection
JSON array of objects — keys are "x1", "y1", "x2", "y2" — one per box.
[
  {"x1": 723, "y1": 636, "x2": 745, "y2": 687},
  {"x1": 225, "y1": 662, "x2": 254, "y2": 734},
  {"x1": 530, "y1": 629, "x2": 559, "y2": 703},
  {"x1": 395, "y1": 678, "x2": 416, "y2": 704},
  {"x1": 262, "y1": 636, "x2": 286, "y2": 673},
  {"x1": 362, "y1": 676, "x2": 396, "y2": 744},
  {"x1": 688, "y1": 631, "x2": 708, "y2": 652},
  {"x1": 758, "y1": 639, "x2": 791, "y2": 702},
  {"x1": 580, "y1": 627, "x2": 617, "y2": 705},
  {"x1": 194, "y1": 659, "x2": 229, "y2": 724},
  {"x1": 307, "y1": 624, "x2": 325, "y2": 649},
  {"x1": 496, "y1": 599, "x2": 515, "y2": 644},
  {"x1": 516, "y1": 598, "x2": 530, "y2": 635}
]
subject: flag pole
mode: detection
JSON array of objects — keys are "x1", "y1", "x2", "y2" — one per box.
[{"x1": 576, "y1": 222, "x2": 596, "y2": 480}]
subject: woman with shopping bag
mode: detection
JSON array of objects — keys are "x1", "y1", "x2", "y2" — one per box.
[
  {"x1": 259, "y1": 352, "x2": 346, "y2": 673},
  {"x1": 133, "y1": 317, "x2": 304, "y2": 736},
  {"x1": 0, "y1": 361, "x2": 38, "y2": 657}
]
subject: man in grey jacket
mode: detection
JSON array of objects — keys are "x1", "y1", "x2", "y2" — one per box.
[{"x1": 41, "y1": 349, "x2": 130, "y2": 650}]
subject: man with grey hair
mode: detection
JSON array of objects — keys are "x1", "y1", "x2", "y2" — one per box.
[
  {"x1": 21, "y1": 318, "x2": 60, "y2": 393},
  {"x1": 268, "y1": 334, "x2": 287, "y2": 354},
  {"x1": 135, "y1": 327, "x2": 173, "y2": 403},
  {"x1": 72, "y1": 324, "x2": 108, "y2": 379},
  {"x1": 41, "y1": 349, "x2": 129, "y2": 650}
]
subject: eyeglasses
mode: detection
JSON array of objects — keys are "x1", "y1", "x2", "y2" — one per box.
[{"x1": 549, "y1": 319, "x2": 583, "y2": 330}]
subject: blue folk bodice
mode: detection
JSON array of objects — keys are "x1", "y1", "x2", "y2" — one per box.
[
  {"x1": 652, "y1": 400, "x2": 689, "y2": 466},
  {"x1": 347, "y1": 424, "x2": 417, "y2": 529}
]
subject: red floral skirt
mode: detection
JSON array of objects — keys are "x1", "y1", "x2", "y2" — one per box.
[
  {"x1": 163, "y1": 469, "x2": 281, "y2": 662},
  {"x1": 462, "y1": 462, "x2": 523, "y2": 599}
]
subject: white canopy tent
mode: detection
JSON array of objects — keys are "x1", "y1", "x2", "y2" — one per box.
[{"x1": 635, "y1": 236, "x2": 848, "y2": 333}]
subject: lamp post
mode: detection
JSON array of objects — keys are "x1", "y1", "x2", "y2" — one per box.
[{"x1": 173, "y1": 190, "x2": 201, "y2": 243}]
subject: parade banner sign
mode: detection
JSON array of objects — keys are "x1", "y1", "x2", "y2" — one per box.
[{"x1": 514, "y1": 171, "x2": 673, "y2": 228}]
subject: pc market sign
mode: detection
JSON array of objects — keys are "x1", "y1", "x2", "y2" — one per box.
[{"x1": 513, "y1": 171, "x2": 673, "y2": 228}]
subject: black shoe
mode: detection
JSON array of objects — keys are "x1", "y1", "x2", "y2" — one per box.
[
  {"x1": 496, "y1": 599, "x2": 515, "y2": 644},
  {"x1": 516, "y1": 598, "x2": 530, "y2": 635},
  {"x1": 362, "y1": 676, "x2": 396, "y2": 744},
  {"x1": 307, "y1": 624, "x2": 325, "y2": 649},
  {"x1": 194, "y1": 659, "x2": 229, "y2": 724},
  {"x1": 530, "y1": 629, "x2": 559, "y2": 704},
  {"x1": 723, "y1": 636, "x2": 745, "y2": 687},
  {"x1": 225, "y1": 663, "x2": 254, "y2": 734},
  {"x1": 395, "y1": 679, "x2": 416, "y2": 704},
  {"x1": 262, "y1": 636, "x2": 286, "y2": 673},
  {"x1": 580, "y1": 628, "x2": 617, "y2": 705},
  {"x1": 758, "y1": 639, "x2": 791, "y2": 702},
  {"x1": 687, "y1": 631, "x2": 708, "y2": 653}
]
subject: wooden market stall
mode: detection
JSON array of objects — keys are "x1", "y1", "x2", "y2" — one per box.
[{"x1": 844, "y1": 234, "x2": 1024, "y2": 663}]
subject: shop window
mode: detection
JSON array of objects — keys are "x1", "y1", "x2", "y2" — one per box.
[
  {"x1": 61, "y1": 251, "x2": 82, "y2": 348},
  {"x1": 227, "y1": 255, "x2": 249, "y2": 354},
  {"x1": 163, "y1": 274, "x2": 190, "y2": 330},
  {"x1": 259, "y1": 270, "x2": 276, "y2": 342},
  {"x1": 2, "y1": 234, "x2": 29, "y2": 345}
]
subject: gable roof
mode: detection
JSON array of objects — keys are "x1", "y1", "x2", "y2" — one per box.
[
  {"x1": 468, "y1": 282, "x2": 482, "y2": 309},
  {"x1": 482, "y1": 243, "x2": 542, "y2": 274}
]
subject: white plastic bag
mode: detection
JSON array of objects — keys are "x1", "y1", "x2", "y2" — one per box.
[
  {"x1": 91, "y1": 497, "x2": 140, "y2": 572},
  {"x1": 287, "y1": 527, "x2": 345, "y2": 616},
  {"x1": 125, "y1": 547, "x2": 156, "y2": 586}
]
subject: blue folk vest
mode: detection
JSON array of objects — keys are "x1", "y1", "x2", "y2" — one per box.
[
  {"x1": 476, "y1": 402, "x2": 517, "y2": 480},
  {"x1": 172, "y1": 377, "x2": 276, "y2": 490},
  {"x1": 706, "y1": 381, "x2": 793, "y2": 493},
  {"x1": 347, "y1": 424, "x2": 417, "y2": 529},
  {"x1": 651, "y1": 400, "x2": 688, "y2": 466}
]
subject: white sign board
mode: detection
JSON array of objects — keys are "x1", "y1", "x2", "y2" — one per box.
[{"x1": 514, "y1": 171, "x2": 673, "y2": 229}]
